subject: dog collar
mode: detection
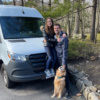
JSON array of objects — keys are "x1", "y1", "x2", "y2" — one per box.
[{"x1": 57, "y1": 76, "x2": 65, "y2": 79}]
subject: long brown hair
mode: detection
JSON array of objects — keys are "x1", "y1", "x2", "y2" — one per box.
[{"x1": 45, "y1": 17, "x2": 54, "y2": 35}]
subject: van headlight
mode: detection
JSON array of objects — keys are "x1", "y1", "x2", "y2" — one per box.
[{"x1": 7, "y1": 52, "x2": 26, "y2": 61}]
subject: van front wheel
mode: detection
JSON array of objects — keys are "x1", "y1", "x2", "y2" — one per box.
[{"x1": 1, "y1": 64, "x2": 15, "y2": 88}]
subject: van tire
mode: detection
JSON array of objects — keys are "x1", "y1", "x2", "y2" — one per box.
[{"x1": 1, "y1": 64, "x2": 15, "y2": 88}]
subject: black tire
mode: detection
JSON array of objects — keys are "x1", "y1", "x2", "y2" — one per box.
[{"x1": 1, "y1": 64, "x2": 15, "y2": 88}]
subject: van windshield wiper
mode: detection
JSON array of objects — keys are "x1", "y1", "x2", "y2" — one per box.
[
  {"x1": 5, "y1": 37, "x2": 32, "y2": 39},
  {"x1": 6, "y1": 37, "x2": 22, "y2": 39}
]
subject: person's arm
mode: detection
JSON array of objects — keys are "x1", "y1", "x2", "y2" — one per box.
[
  {"x1": 42, "y1": 30, "x2": 49, "y2": 41},
  {"x1": 42, "y1": 29, "x2": 58, "y2": 42},
  {"x1": 62, "y1": 32, "x2": 67, "y2": 37},
  {"x1": 62, "y1": 37, "x2": 69, "y2": 66},
  {"x1": 64, "y1": 32, "x2": 67, "y2": 36},
  {"x1": 48, "y1": 38, "x2": 57, "y2": 42}
]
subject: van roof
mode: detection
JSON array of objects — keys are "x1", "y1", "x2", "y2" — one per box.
[{"x1": 0, "y1": 5, "x2": 44, "y2": 18}]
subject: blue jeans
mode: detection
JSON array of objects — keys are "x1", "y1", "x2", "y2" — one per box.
[{"x1": 45, "y1": 47, "x2": 57, "y2": 70}]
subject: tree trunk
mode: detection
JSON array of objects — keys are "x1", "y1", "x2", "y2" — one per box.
[
  {"x1": 82, "y1": 0, "x2": 85, "y2": 35},
  {"x1": 48, "y1": 0, "x2": 51, "y2": 10},
  {"x1": 90, "y1": 0, "x2": 97, "y2": 41},
  {"x1": 79, "y1": 0, "x2": 85, "y2": 39},
  {"x1": 79, "y1": 11, "x2": 84, "y2": 38},
  {"x1": 67, "y1": 15, "x2": 71, "y2": 37},
  {"x1": 96, "y1": 0, "x2": 100, "y2": 33},
  {"x1": 13, "y1": 0, "x2": 16, "y2": 5},
  {"x1": 95, "y1": 0, "x2": 100, "y2": 43},
  {"x1": 0, "y1": 0, "x2": 2, "y2": 4},
  {"x1": 42, "y1": 0, "x2": 44, "y2": 11},
  {"x1": 21, "y1": 0, "x2": 24, "y2": 6},
  {"x1": 74, "y1": 8, "x2": 80, "y2": 34},
  {"x1": 70, "y1": 0, "x2": 74, "y2": 38}
]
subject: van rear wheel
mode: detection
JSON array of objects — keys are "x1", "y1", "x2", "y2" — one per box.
[{"x1": 1, "y1": 64, "x2": 15, "y2": 88}]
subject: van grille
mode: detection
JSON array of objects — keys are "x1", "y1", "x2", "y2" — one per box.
[{"x1": 27, "y1": 53, "x2": 47, "y2": 72}]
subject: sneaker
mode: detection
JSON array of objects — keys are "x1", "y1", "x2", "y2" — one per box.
[
  {"x1": 64, "y1": 92, "x2": 71, "y2": 99},
  {"x1": 44, "y1": 69, "x2": 51, "y2": 79},
  {"x1": 50, "y1": 68, "x2": 55, "y2": 76},
  {"x1": 64, "y1": 94, "x2": 71, "y2": 99}
]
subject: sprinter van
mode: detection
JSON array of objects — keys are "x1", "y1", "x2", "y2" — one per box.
[{"x1": 0, "y1": 5, "x2": 47, "y2": 88}]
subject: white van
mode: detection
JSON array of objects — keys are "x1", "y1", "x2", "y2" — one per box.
[{"x1": 0, "y1": 5, "x2": 47, "y2": 88}]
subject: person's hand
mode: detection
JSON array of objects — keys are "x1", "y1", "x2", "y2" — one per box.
[
  {"x1": 43, "y1": 39, "x2": 46, "y2": 43},
  {"x1": 62, "y1": 65, "x2": 66, "y2": 69},
  {"x1": 40, "y1": 25, "x2": 44, "y2": 32},
  {"x1": 63, "y1": 34, "x2": 66, "y2": 37},
  {"x1": 57, "y1": 38, "x2": 61, "y2": 42}
]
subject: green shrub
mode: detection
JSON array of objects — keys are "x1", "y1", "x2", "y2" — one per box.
[{"x1": 68, "y1": 39, "x2": 94, "y2": 59}]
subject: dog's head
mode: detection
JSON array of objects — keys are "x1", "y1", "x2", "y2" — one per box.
[{"x1": 56, "y1": 66, "x2": 66, "y2": 77}]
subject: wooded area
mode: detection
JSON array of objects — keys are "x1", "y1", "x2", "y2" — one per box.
[{"x1": 0, "y1": 0, "x2": 100, "y2": 43}]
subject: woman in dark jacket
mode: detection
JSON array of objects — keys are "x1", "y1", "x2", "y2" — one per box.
[
  {"x1": 42, "y1": 18, "x2": 57, "y2": 78},
  {"x1": 42, "y1": 18, "x2": 67, "y2": 78}
]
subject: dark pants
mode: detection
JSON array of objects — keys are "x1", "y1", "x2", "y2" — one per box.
[
  {"x1": 57, "y1": 59, "x2": 70, "y2": 92},
  {"x1": 45, "y1": 46, "x2": 57, "y2": 69}
]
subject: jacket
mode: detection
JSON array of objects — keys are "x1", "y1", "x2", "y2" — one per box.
[
  {"x1": 43, "y1": 29, "x2": 57, "y2": 47},
  {"x1": 55, "y1": 32, "x2": 69, "y2": 65}
]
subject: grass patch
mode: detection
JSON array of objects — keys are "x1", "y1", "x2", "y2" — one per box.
[{"x1": 85, "y1": 33, "x2": 100, "y2": 42}]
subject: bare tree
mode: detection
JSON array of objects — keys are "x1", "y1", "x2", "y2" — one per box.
[
  {"x1": 90, "y1": 0, "x2": 97, "y2": 41},
  {"x1": 74, "y1": 8, "x2": 80, "y2": 34},
  {"x1": 82, "y1": 0, "x2": 85, "y2": 38},
  {"x1": 13, "y1": 0, "x2": 16, "y2": 5},
  {"x1": 48, "y1": 0, "x2": 51, "y2": 10},
  {"x1": 21, "y1": 0, "x2": 24, "y2": 6},
  {"x1": 79, "y1": 0, "x2": 86, "y2": 39},
  {"x1": 67, "y1": 15, "x2": 71, "y2": 37},
  {"x1": 96, "y1": 0, "x2": 100, "y2": 33},
  {"x1": 70, "y1": 0, "x2": 74, "y2": 37},
  {"x1": 66, "y1": 0, "x2": 71, "y2": 37},
  {"x1": 74, "y1": 0, "x2": 86, "y2": 37},
  {"x1": 42, "y1": 0, "x2": 44, "y2": 11},
  {"x1": 95, "y1": 0, "x2": 100, "y2": 43},
  {"x1": 74, "y1": 0, "x2": 83, "y2": 35}
]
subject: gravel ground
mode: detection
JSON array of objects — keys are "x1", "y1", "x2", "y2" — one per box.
[{"x1": 0, "y1": 73, "x2": 85, "y2": 100}]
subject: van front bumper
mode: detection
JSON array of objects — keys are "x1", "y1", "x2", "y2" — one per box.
[{"x1": 5, "y1": 60, "x2": 46, "y2": 82}]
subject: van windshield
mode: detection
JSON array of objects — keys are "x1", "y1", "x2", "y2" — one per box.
[{"x1": 0, "y1": 17, "x2": 44, "y2": 39}]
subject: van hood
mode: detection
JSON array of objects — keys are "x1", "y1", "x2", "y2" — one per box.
[{"x1": 5, "y1": 38, "x2": 46, "y2": 55}]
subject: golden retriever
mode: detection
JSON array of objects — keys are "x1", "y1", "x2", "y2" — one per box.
[{"x1": 51, "y1": 66, "x2": 66, "y2": 98}]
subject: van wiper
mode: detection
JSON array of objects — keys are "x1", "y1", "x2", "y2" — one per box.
[
  {"x1": 6, "y1": 37, "x2": 21, "y2": 39},
  {"x1": 6, "y1": 37, "x2": 32, "y2": 39}
]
